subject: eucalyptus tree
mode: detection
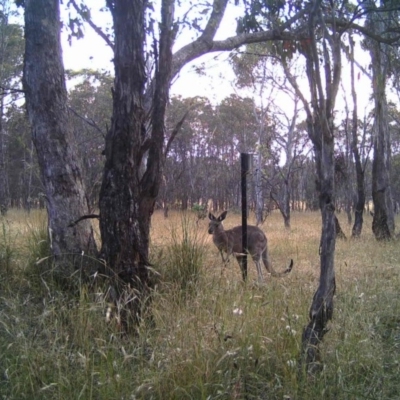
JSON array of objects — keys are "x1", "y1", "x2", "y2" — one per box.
[
  {"x1": 238, "y1": 0, "x2": 359, "y2": 369},
  {"x1": 342, "y1": 42, "x2": 374, "y2": 238},
  {"x1": 363, "y1": 0, "x2": 399, "y2": 240},
  {"x1": 279, "y1": 3, "x2": 341, "y2": 370},
  {"x1": 23, "y1": 0, "x2": 98, "y2": 278}
]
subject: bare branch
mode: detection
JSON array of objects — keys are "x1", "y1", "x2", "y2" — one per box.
[
  {"x1": 0, "y1": 85, "x2": 25, "y2": 96},
  {"x1": 172, "y1": 2, "x2": 309, "y2": 79},
  {"x1": 164, "y1": 103, "x2": 198, "y2": 157},
  {"x1": 68, "y1": 214, "x2": 100, "y2": 227},
  {"x1": 333, "y1": 18, "x2": 400, "y2": 45},
  {"x1": 68, "y1": 106, "x2": 107, "y2": 137},
  {"x1": 69, "y1": 0, "x2": 114, "y2": 50}
]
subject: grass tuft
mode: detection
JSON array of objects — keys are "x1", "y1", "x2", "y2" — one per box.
[
  {"x1": 159, "y1": 213, "x2": 206, "y2": 299},
  {"x1": 0, "y1": 219, "x2": 16, "y2": 279}
]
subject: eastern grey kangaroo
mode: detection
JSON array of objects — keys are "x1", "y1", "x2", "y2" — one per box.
[{"x1": 208, "y1": 211, "x2": 293, "y2": 281}]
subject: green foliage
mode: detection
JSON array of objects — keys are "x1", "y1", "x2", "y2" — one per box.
[
  {"x1": 192, "y1": 202, "x2": 206, "y2": 212},
  {"x1": 237, "y1": 0, "x2": 302, "y2": 34}
]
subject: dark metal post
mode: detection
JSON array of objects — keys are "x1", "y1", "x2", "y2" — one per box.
[{"x1": 241, "y1": 153, "x2": 251, "y2": 281}]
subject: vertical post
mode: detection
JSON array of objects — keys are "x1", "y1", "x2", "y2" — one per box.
[{"x1": 241, "y1": 153, "x2": 251, "y2": 281}]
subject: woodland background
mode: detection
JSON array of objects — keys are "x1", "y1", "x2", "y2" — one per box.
[
  {"x1": 1, "y1": 1, "x2": 400, "y2": 226},
  {"x1": 0, "y1": 0, "x2": 400, "y2": 385}
]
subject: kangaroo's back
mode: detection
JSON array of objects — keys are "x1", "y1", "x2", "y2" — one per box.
[{"x1": 226, "y1": 225, "x2": 267, "y2": 256}]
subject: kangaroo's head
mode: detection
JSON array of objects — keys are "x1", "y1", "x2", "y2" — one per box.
[{"x1": 208, "y1": 211, "x2": 228, "y2": 234}]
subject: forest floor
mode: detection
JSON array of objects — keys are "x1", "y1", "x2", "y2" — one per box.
[{"x1": 1, "y1": 209, "x2": 400, "y2": 399}]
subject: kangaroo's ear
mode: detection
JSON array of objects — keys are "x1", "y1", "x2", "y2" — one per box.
[
  {"x1": 218, "y1": 210, "x2": 228, "y2": 221},
  {"x1": 208, "y1": 212, "x2": 215, "y2": 221}
]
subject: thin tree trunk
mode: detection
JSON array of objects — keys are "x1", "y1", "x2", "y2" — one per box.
[
  {"x1": 293, "y1": 2, "x2": 340, "y2": 371},
  {"x1": 349, "y1": 36, "x2": 365, "y2": 238},
  {"x1": 23, "y1": 0, "x2": 97, "y2": 278},
  {"x1": 367, "y1": 4, "x2": 394, "y2": 240},
  {"x1": 282, "y1": 179, "x2": 291, "y2": 229},
  {"x1": 302, "y1": 119, "x2": 336, "y2": 371},
  {"x1": 255, "y1": 145, "x2": 264, "y2": 225}
]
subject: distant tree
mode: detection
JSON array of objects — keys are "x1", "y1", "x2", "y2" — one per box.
[
  {"x1": 5, "y1": 103, "x2": 40, "y2": 210},
  {"x1": 346, "y1": 38, "x2": 373, "y2": 238},
  {"x1": 269, "y1": 95, "x2": 309, "y2": 228},
  {"x1": 67, "y1": 70, "x2": 112, "y2": 208},
  {"x1": 0, "y1": 1, "x2": 24, "y2": 215},
  {"x1": 164, "y1": 96, "x2": 215, "y2": 210}
]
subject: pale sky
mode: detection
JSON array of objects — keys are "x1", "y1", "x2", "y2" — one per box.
[
  {"x1": 60, "y1": 1, "x2": 249, "y2": 103},
  {"x1": 60, "y1": 1, "x2": 374, "y2": 112}
]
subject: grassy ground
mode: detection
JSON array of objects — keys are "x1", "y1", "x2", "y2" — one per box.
[{"x1": 0, "y1": 209, "x2": 400, "y2": 399}]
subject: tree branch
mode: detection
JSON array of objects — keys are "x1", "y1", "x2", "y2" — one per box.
[
  {"x1": 172, "y1": 3, "x2": 309, "y2": 79},
  {"x1": 68, "y1": 106, "x2": 107, "y2": 137},
  {"x1": 69, "y1": 0, "x2": 114, "y2": 50},
  {"x1": 164, "y1": 103, "x2": 198, "y2": 157}
]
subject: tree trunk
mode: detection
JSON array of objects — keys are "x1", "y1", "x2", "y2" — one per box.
[
  {"x1": 346, "y1": 34, "x2": 365, "y2": 238},
  {"x1": 296, "y1": 4, "x2": 340, "y2": 371},
  {"x1": 99, "y1": 0, "x2": 174, "y2": 327},
  {"x1": 282, "y1": 179, "x2": 291, "y2": 229},
  {"x1": 23, "y1": 0, "x2": 97, "y2": 278},
  {"x1": 254, "y1": 147, "x2": 264, "y2": 225},
  {"x1": 367, "y1": 6, "x2": 394, "y2": 240},
  {"x1": 302, "y1": 119, "x2": 336, "y2": 371}
]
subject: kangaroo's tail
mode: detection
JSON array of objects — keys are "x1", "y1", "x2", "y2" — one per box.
[{"x1": 263, "y1": 249, "x2": 293, "y2": 277}]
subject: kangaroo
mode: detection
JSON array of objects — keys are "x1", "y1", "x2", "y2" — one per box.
[{"x1": 208, "y1": 211, "x2": 293, "y2": 282}]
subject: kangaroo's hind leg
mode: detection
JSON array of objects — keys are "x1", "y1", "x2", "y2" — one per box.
[
  {"x1": 235, "y1": 255, "x2": 248, "y2": 281},
  {"x1": 251, "y1": 252, "x2": 264, "y2": 282}
]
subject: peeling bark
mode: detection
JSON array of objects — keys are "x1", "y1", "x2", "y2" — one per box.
[
  {"x1": 282, "y1": 1, "x2": 340, "y2": 372},
  {"x1": 23, "y1": 0, "x2": 97, "y2": 278},
  {"x1": 99, "y1": 0, "x2": 175, "y2": 327},
  {"x1": 366, "y1": 2, "x2": 394, "y2": 240}
]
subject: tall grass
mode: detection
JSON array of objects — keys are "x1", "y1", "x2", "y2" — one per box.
[
  {"x1": 159, "y1": 213, "x2": 206, "y2": 298},
  {"x1": 0, "y1": 219, "x2": 16, "y2": 278},
  {"x1": 0, "y1": 209, "x2": 399, "y2": 399}
]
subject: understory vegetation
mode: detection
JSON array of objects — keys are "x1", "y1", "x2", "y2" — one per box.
[{"x1": 1, "y1": 209, "x2": 400, "y2": 399}]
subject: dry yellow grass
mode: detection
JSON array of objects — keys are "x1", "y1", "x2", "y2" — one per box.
[
  {"x1": 150, "y1": 209, "x2": 396, "y2": 289},
  {"x1": 1, "y1": 208, "x2": 400, "y2": 399}
]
